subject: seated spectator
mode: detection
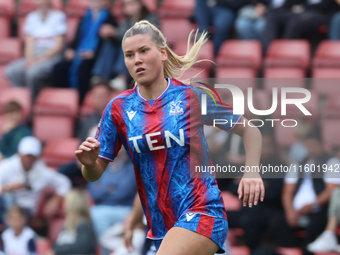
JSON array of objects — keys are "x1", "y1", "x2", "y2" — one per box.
[
  {"x1": 91, "y1": 0, "x2": 159, "y2": 89},
  {"x1": 0, "y1": 102, "x2": 31, "y2": 160},
  {"x1": 5, "y1": 0, "x2": 66, "y2": 100},
  {"x1": 236, "y1": 0, "x2": 286, "y2": 40},
  {"x1": 262, "y1": 0, "x2": 340, "y2": 52},
  {"x1": 328, "y1": 0, "x2": 340, "y2": 40},
  {"x1": 0, "y1": 137, "x2": 71, "y2": 219},
  {"x1": 288, "y1": 119, "x2": 311, "y2": 164},
  {"x1": 46, "y1": 189, "x2": 96, "y2": 255},
  {"x1": 307, "y1": 187, "x2": 340, "y2": 253},
  {"x1": 52, "y1": 0, "x2": 118, "y2": 102},
  {"x1": 88, "y1": 148, "x2": 137, "y2": 255},
  {"x1": 0, "y1": 205, "x2": 37, "y2": 255},
  {"x1": 78, "y1": 81, "x2": 117, "y2": 142},
  {"x1": 195, "y1": 0, "x2": 246, "y2": 55},
  {"x1": 227, "y1": 134, "x2": 284, "y2": 252},
  {"x1": 271, "y1": 130, "x2": 340, "y2": 255}
]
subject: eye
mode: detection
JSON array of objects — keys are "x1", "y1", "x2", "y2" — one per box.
[
  {"x1": 141, "y1": 49, "x2": 148, "y2": 53},
  {"x1": 125, "y1": 53, "x2": 133, "y2": 58}
]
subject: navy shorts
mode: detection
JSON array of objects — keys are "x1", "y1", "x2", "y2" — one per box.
[{"x1": 153, "y1": 213, "x2": 228, "y2": 254}]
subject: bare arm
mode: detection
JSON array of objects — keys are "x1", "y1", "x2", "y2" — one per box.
[
  {"x1": 75, "y1": 137, "x2": 110, "y2": 182},
  {"x1": 24, "y1": 35, "x2": 35, "y2": 60},
  {"x1": 231, "y1": 116, "x2": 265, "y2": 207}
]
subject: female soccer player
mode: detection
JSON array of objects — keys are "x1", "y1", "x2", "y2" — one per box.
[{"x1": 76, "y1": 20, "x2": 265, "y2": 255}]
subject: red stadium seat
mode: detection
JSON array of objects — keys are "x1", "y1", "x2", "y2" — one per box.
[
  {"x1": 34, "y1": 88, "x2": 79, "y2": 117},
  {"x1": 215, "y1": 68, "x2": 256, "y2": 91},
  {"x1": 33, "y1": 116, "x2": 75, "y2": 143},
  {"x1": 216, "y1": 40, "x2": 262, "y2": 71},
  {"x1": 0, "y1": 17, "x2": 10, "y2": 38},
  {"x1": 18, "y1": 0, "x2": 63, "y2": 16},
  {"x1": 0, "y1": 38, "x2": 21, "y2": 65},
  {"x1": 66, "y1": 17, "x2": 80, "y2": 45},
  {"x1": 160, "y1": 18, "x2": 196, "y2": 47},
  {"x1": 263, "y1": 68, "x2": 306, "y2": 92},
  {"x1": 275, "y1": 123, "x2": 297, "y2": 147},
  {"x1": 174, "y1": 40, "x2": 214, "y2": 69},
  {"x1": 180, "y1": 68, "x2": 210, "y2": 83},
  {"x1": 221, "y1": 191, "x2": 241, "y2": 211},
  {"x1": 264, "y1": 40, "x2": 310, "y2": 70},
  {"x1": 322, "y1": 120, "x2": 340, "y2": 152},
  {"x1": 323, "y1": 93, "x2": 340, "y2": 119},
  {"x1": 159, "y1": 0, "x2": 194, "y2": 18},
  {"x1": 311, "y1": 68, "x2": 340, "y2": 96},
  {"x1": 230, "y1": 246, "x2": 250, "y2": 255},
  {"x1": 313, "y1": 40, "x2": 340, "y2": 68},
  {"x1": 48, "y1": 217, "x2": 65, "y2": 245},
  {"x1": 0, "y1": 65, "x2": 11, "y2": 88},
  {"x1": 0, "y1": 87, "x2": 31, "y2": 118},
  {"x1": 0, "y1": 0, "x2": 15, "y2": 18},
  {"x1": 42, "y1": 138, "x2": 80, "y2": 168},
  {"x1": 277, "y1": 247, "x2": 303, "y2": 255},
  {"x1": 36, "y1": 239, "x2": 52, "y2": 255}
]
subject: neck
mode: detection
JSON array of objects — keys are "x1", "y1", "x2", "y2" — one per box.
[
  {"x1": 39, "y1": 7, "x2": 50, "y2": 19},
  {"x1": 138, "y1": 75, "x2": 168, "y2": 100},
  {"x1": 14, "y1": 227, "x2": 23, "y2": 236}
]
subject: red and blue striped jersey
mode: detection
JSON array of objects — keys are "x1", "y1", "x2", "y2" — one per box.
[{"x1": 95, "y1": 78, "x2": 242, "y2": 239}]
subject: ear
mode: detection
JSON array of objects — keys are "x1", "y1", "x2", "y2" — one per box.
[{"x1": 160, "y1": 46, "x2": 168, "y2": 62}]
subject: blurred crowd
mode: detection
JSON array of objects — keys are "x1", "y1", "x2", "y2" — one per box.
[{"x1": 0, "y1": 0, "x2": 340, "y2": 255}]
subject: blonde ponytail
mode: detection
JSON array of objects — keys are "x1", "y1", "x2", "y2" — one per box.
[{"x1": 122, "y1": 20, "x2": 210, "y2": 84}]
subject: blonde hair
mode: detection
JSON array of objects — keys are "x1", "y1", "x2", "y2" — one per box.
[
  {"x1": 64, "y1": 189, "x2": 91, "y2": 232},
  {"x1": 122, "y1": 20, "x2": 210, "y2": 83}
]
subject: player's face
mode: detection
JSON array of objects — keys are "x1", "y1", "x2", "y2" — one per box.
[{"x1": 123, "y1": 34, "x2": 167, "y2": 86}]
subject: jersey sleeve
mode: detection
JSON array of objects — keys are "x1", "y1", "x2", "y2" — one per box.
[
  {"x1": 194, "y1": 87, "x2": 243, "y2": 132},
  {"x1": 95, "y1": 100, "x2": 122, "y2": 162}
]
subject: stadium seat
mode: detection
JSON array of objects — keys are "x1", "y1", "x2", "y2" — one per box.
[
  {"x1": 179, "y1": 68, "x2": 210, "y2": 84},
  {"x1": 216, "y1": 40, "x2": 262, "y2": 71},
  {"x1": 323, "y1": 93, "x2": 340, "y2": 119},
  {"x1": 221, "y1": 191, "x2": 241, "y2": 211},
  {"x1": 174, "y1": 40, "x2": 214, "y2": 70},
  {"x1": 159, "y1": 0, "x2": 194, "y2": 18},
  {"x1": 0, "y1": 17, "x2": 10, "y2": 38},
  {"x1": 0, "y1": 0, "x2": 15, "y2": 18},
  {"x1": 34, "y1": 88, "x2": 79, "y2": 117},
  {"x1": 160, "y1": 18, "x2": 196, "y2": 47},
  {"x1": 66, "y1": 0, "x2": 110, "y2": 17},
  {"x1": 48, "y1": 217, "x2": 65, "y2": 244},
  {"x1": 275, "y1": 123, "x2": 297, "y2": 147},
  {"x1": 321, "y1": 119, "x2": 340, "y2": 152},
  {"x1": 230, "y1": 246, "x2": 250, "y2": 255},
  {"x1": 36, "y1": 239, "x2": 51, "y2": 255},
  {"x1": 263, "y1": 68, "x2": 306, "y2": 92},
  {"x1": 277, "y1": 247, "x2": 303, "y2": 255},
  {"x1": 33, "y1": 116, "x2": 75, "y2": 143},
  {"x1": 313, "y1": 40, "x2": 340, "y2": 68},
  {"x1": 18, "y1": 0, "x2": 63, "y2": 16},
  {"x1": 311, "y1": 68, "x2": 340, "y2": 96},
  {"x1": 0, "y1": 65, "x2": 11, "y2": 88},
  {"x1": 42, "y1": 138, "x2": 80, "y2": 169},
  {"x1": 0, "y1": 87, "x2": 31, "y2": 118},
  {"x1": 264, "y1": 40, "x2": 310, "y2": 70},
  {"x1": 215, "y1": 68, "x2": 256, "y2": 91},
  {"x1": 66, "y1": 17, "x2": 80, "y2": 44},
  {"x1": 0, "y1": 38, "x2": 21, "y2": 65}
]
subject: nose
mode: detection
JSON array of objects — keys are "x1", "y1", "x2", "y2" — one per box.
[{"x1": 134, "y1": 52, "x2": 142, "y2": 65}]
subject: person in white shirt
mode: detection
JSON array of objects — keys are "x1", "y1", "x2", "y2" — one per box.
[
  {"x1": 4, "y1": 0, "x2": 67, "y2": 100},
  {"x1": 0, "y1": 205, "x2": 37, "y2": 255},
  {"x1": 0, "y1": 136, "x2": 71, "y2": 219},
  {"x1": 271, "y1": 130, "x2": 340, "y2": 255}
]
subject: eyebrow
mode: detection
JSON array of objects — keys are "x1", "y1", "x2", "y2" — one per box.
[{"x1": 124, "y1": 45, "x2": 149, "y2": 53}]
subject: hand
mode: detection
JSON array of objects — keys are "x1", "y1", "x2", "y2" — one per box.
[
  {"x1": 64, "y1": 49, "x2": 75, "y2": 60},
  {"x1": 123, "y1": 213, "x2": 135, "y2": 251},
  {"x1": 298, "y1": 204, "x2": 313, "y2": 216},
  {"x1": 285, "y1": 209, "x2": 298, "y2": 227},
  {"x1": 80, "y1": 51, "x2": 94, "y2": 59},
  {"x1": 25, "y1": 57, "x2": 36, "y2": 70},
  {"x1": 255, "y1": 3, "x2": 266, "y2": 18},
  {"x1": 237, "y1": 172, "x2": 265, "y2": 207},
  {"x1": 43, "y1": 196, "x2": 61, "y2": 218},
  {"x1": 99, "y1": 24, "x2": 116, "y2": 38},
  {"x1": 75, "y1": 137, "x2": 101, "y2": 167},
  {"x1": 3, "y1": 183, "x2": 26, "y2": 193}
]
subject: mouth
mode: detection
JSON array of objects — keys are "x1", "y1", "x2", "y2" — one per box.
[{"x1": 136, "y1": 67, "x2": 145, "y2": 75}]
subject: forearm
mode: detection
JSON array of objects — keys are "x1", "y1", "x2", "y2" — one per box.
[
  {"x1": 81, "y1": 159, "x2": 106, "y2": 182},
  {"x1": 243, "y1": 126, "x2": 262, "y2": 169},
  {"x1": 24, "y1": 36, "x2": 35, "y2": 59}
]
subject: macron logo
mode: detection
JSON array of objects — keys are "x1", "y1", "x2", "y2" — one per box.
[
  {"x1": 127, "y1": 111, "x2": 137, "y2": 121},
  {"x1": 186, "y1": 213, "x2": 195, "y2": 222}
]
